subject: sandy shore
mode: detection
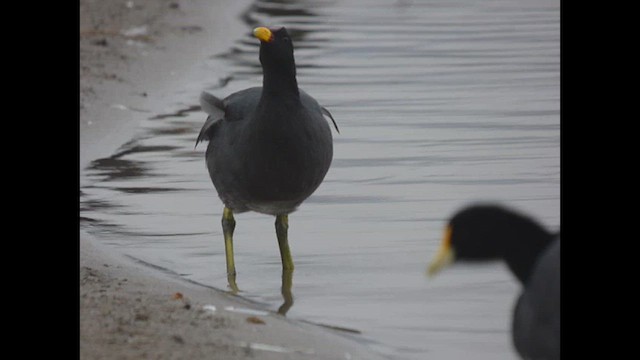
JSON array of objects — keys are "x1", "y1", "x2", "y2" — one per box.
[
  {"x1": 80, "y1": 231, "x2": 386, "y2": 360},
  {"x1": 79, "y1": 0, "x2": 386, "y2": 359}
]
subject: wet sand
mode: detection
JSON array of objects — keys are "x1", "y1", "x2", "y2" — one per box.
[
  {"x1": 79, "y1": 0, "x2": 386, "y2": 358},
  {"x1": 80, "y1": 231, "x2": 386, "y2": 360}
]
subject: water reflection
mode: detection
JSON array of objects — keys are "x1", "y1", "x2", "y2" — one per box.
[
  {"x1": 149, "y1": 105, "x2": 201, "y2": 120},
  {"x1": 278, "y1": 269, "x2": 294, "y2": 315},
  {"x1": 87, "y1": 157, "x2": 148, "y2": 182},
  {"x1": 221, "y1": 0, "x2": 322, "y2": 77},
  {"x1": 224, "y1": 256, "x2": 294, "y2": 316},
  {"x1": 242, "y1": 0, "x2": 318, "y2": 30},
  {"x1": 227, "y1": 271, "x2": 240, "y2": 294}
]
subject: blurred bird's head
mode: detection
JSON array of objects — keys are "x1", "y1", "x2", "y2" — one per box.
[{"x1": 427, "y1": 204, "x2": 553, "y2": 284}]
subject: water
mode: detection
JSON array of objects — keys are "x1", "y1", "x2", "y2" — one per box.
[{"x1": 80, "y1": 0, "x2": 559, "y2": 359}]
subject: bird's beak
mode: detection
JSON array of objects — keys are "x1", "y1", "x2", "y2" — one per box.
[
  {"x1": 253, "y1": 27, "x2": 274, "y2": 43},
  {"x1": 427, "y1": 225, "x2": 455, "y2": 277}
]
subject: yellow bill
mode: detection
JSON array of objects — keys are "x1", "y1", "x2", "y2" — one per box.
[
  {"x1": 253, "y1": 27, "x2": 273, "y2": 43},
  {"x1": 427, "y1": 225, "x2": 455, "y2": 277}
]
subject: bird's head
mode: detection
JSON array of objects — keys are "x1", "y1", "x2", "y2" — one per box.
[
  {"x1": 427, "y1": 204, "x2": 553, "y2": 283},
  {"x1": 254, "y1": 26, "x2": 296, "y2": 70}
]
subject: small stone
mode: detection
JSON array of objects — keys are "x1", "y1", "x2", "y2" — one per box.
[
  {"x1": 93, "y1": 39, "x2": 108, "y2": 47},
  {"x1": 246, "y1": 316, "x2": 265, "y2": 325},
  {"x1": 172, "y1": 335, "x2": 184, "y2": 344}
]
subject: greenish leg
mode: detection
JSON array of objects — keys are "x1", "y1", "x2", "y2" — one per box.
[
  {"x1": 275, "y1": 214, "x2": 294, "y2": 271},
  {"x1": 277, "y1": 268, "x2": 294, "y2": 316},
  {"x1": 222, "y1": 207, "x2": 239, "y2": 293}
]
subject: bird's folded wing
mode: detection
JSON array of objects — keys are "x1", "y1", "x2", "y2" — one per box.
[
  {"x1": 195, "y1": 92, "x2": 225, "y2": 148},
  {"x1": 200, "y1": 92, "x2": 225, "y2": 117},
  {"x1": 321, "y1": 106, "x2": 340, "y2": 134},
  {"x1": 195, "y1": 116, "x2": 221, "y2": 148}
]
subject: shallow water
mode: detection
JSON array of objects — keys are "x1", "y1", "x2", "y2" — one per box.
[{"x1": 80, "y1": 0, "x2": 559, "y2": 358}]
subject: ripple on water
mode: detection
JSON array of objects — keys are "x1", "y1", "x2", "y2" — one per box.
[{"x1": 80, "y1": 1, "x2": 559, "y2": 359}]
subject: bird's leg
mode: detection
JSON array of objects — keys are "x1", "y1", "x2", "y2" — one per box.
[
  {"x1": 222, "y1": 207, "x2": 239, "y2": 293},
  {"x1": 275, "y1": 214, "x2": 294, "y2": 315},
  {"x1": 275, "y1": 214, "x2": 294, "y2": 271},
  {"x1": 277, "y1": 267, "x2": 294, "y2": 316}
]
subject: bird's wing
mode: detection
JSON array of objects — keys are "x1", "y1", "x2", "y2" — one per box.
[
  {"x1": 512, "y1": 240, "x2": 560, "y2": 360},
  {"x1": 321, "y1": 106, "x2": 340, "y2": 134},
  {"x1": 299, "y1": 89, "x2": 340, "y2": 134},
  {"x1": 195, "y1": 92, "x2": 225, "y2": 148},
  {"x1": 195, "y1": 115, "x2": 221, "y2": 148},
  {"x1": 199, "y1": 92, "x2": 225, "y2": 118}
]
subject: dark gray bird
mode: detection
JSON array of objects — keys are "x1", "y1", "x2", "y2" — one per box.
[
  {"x1": 196, "y1": 26, "x2": 338, "y2": 289},
  {"x1": 428, "y1": 204, "x2": 560, "y2": 360}
]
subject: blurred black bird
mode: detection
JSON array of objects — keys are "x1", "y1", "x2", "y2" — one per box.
[
  {"x1": 428, "y1": 204, "x2": 560, "y2": 360},
  {"x1": 196, "y1": 26, "x2": 338, "y2": 288}
]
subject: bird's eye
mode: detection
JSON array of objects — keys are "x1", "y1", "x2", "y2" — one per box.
[{"x1": 283, "y1": 37, "x2": 290, "y2": 43}]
